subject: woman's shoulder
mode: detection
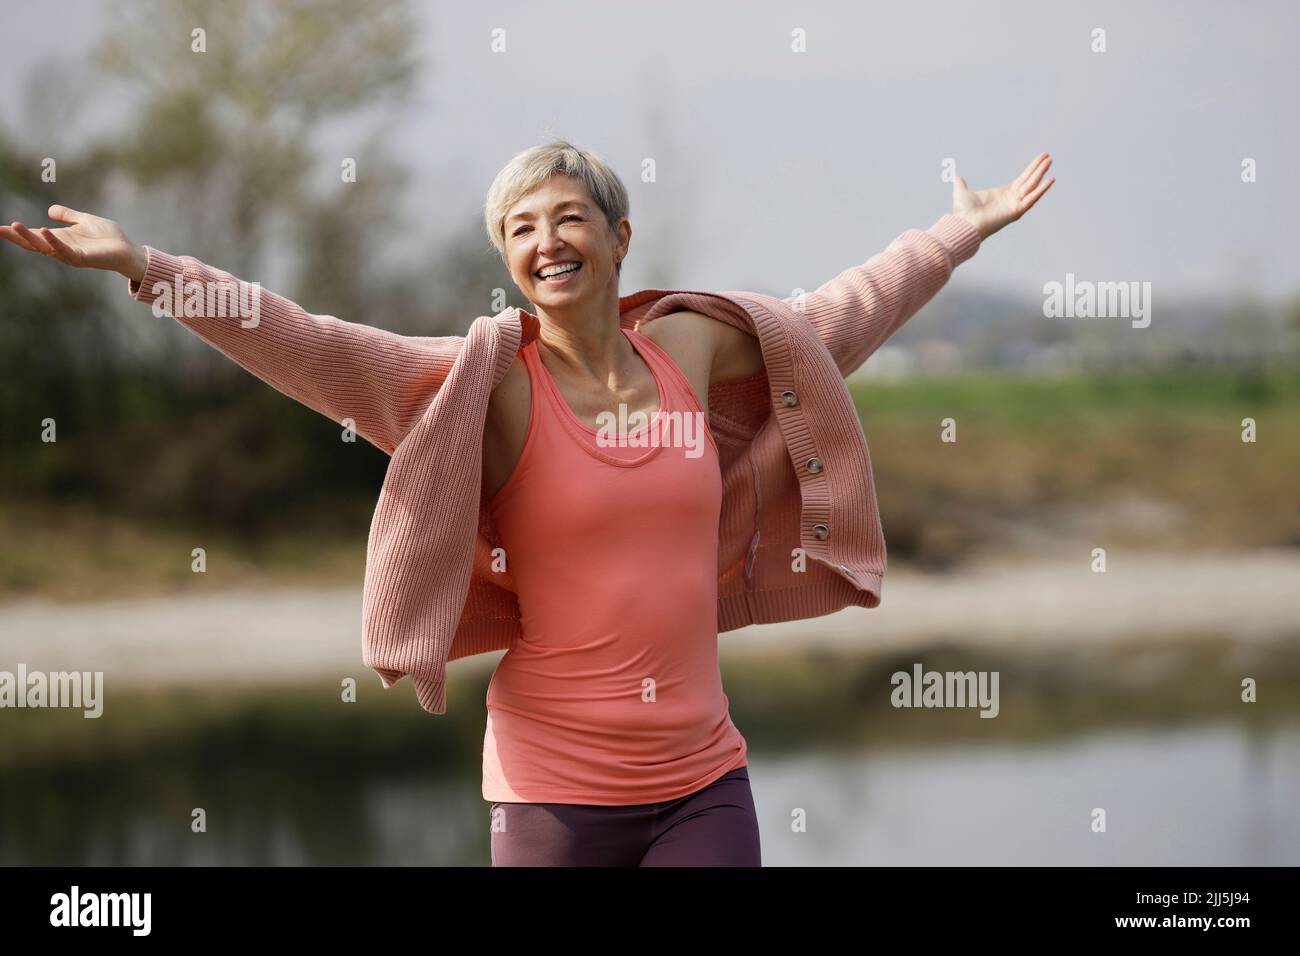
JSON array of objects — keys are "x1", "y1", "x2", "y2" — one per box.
[{"x1": 638, "y1": 309, "x2": 763, "y2": 385}]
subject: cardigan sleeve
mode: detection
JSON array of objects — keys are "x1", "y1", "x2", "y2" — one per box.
[
  {"x1": 785, "y1": 214, "x2": 982, "y2": 377},
  {"x1": 127, "y1": 246, "x2": 462, "y2": 456}
]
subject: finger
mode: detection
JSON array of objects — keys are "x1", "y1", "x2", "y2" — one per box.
[
  {"x1": 13, "y1": 222, "x2": 57, "y2": 256},
  {"x1": 40, "y1": 227, "x2": 81, "y2": 264},
  {"x1": 1018, "y1": 155, "x2": 1052, "y2": 197},
  {"x1": 0, "y1": 224, "x2": 42, "y2": 253},
  {"x1": 1013, "y1": 152, "x2": 1050, "y2": 191},
  {"x1": 1015, "y1": 153, "x2": 1050, "y2": 192},
  {"x1": 48, "y1": 204, "x2": 84, "y2": 225},
  {"x1": 1021, "y1": 176, "x2": 1055, "y2": 212}
]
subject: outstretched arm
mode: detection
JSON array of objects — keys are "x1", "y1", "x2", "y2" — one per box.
[
  {"x1": 784, "y1": 152, "x2": 1055, "y2": 377},
  {"x1": 2, "y1": 205, "x2": 460, "y2": 456}
]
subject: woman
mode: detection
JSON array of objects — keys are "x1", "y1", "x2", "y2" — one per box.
[{"x1": 2, "y1": 140, "x2": 1053, "y2": 866}]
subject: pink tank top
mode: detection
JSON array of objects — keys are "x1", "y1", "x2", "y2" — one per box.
[{"x1": 483, "y1": 326, "x2": 748, "y2": 805}]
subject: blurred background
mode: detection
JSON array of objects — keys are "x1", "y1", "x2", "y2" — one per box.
[{"x1": 1, "y1": 0, "x2": 1298, "y2": 865}]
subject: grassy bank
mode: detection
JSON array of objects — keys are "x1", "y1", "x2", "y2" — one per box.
[
  {"x1": 3, "y1": 367, "x2": 1297, "y2": 599},
  {"x1": 0, "y1": 499, "x2": 367, "y2": 602},
  {"x1": 848, "y1": 367, "x2": 1300, "y2": 565}
]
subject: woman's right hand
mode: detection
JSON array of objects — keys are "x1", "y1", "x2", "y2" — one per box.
[{"x1": 0, "y1": 205, "x2": 147, "y2": 281}]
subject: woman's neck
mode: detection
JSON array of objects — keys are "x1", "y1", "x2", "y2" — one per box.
[{"x1": 533, "y1": 295, "x2": 630, "y2": 382}]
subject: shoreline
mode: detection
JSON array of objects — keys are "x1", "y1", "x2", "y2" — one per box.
[{"x1": 1, "y1": 546, "x2": 1296, "y2": 687}]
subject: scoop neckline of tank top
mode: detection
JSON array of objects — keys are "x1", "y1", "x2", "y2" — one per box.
[{"x1": 532, "y1": 327, "x2": 668, "y2": 439}]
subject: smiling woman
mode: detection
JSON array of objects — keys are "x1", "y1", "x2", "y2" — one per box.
[
  {"x1": 474, "y1": 137, "x2": 1046, "y2": 866},
  {"x1": 495, "y1": 174, "x2": 631, "y2": 325},
  {"x1": 484, "y1": 140, "x2": 631, "y2": 281},
  {"x1": 478, "y1": 140, "x2": 767, "y2": 513},
  {"x1": 0, "y1": 131, "x2": 1051, "y2": 868},
  {"x1": 476, "y1": 142, "x2": 759, "y2": 865}
]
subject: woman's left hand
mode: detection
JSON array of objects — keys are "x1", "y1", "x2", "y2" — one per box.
[{"x1": 952, "y1": 152, "x2": 1055, "y2": 240}]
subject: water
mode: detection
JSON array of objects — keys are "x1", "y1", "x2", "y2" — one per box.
[
  {"x1": 7, "y1": 718, "x2": 1292, "y2": 865},
  {"x1": 754, "y1": 720, "x2": 1299, "y2": 866}
]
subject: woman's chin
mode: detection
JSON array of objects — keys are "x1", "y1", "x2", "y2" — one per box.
[{"x1": 532, "y1": 285, "x2": 585, "y2": 304}]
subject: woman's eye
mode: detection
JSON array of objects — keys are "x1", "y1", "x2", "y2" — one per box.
[{"x1": 513, "y1": 215, "x2": 580, "y2": 237}]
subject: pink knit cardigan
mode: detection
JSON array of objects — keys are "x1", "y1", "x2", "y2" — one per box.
[{"x1": 127, "y1": 213, "x2": 981, "y2": 714}]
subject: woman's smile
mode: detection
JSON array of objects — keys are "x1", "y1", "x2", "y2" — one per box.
[{"x1": 535, "y1": 260, "x2": 583, "y2": 286}]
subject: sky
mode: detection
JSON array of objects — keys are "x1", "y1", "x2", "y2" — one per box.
[{"x1": 3, "y1": 0, "x2": 1298, "y2": 302}]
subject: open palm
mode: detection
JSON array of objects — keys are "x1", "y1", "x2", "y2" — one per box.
[
  {"x1": 952, "y1": 152, "x2": 1054, "y2": 240},
  {"x1": 0, "y1": 205, "x2": 143, "y2": 278}
]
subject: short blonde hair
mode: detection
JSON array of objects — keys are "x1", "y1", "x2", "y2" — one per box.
[{"x1": 484, "y1": 139, "x2": 630, "y2": 276}]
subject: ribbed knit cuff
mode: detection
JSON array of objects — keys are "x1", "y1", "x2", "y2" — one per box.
[
  {"x1": 126, "y1": 245, "x2": 187, "y2": 305},
  {"x1": 372, "y1": 667, "x2": 447, "y2": 716},
  {"x1": 926, "y1": 213, "x2": 983, "y2": 268}
]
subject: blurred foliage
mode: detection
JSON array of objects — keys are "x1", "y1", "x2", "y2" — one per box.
[{"x1": 0, "y1": 0, "x2": 502, "y2": 540}]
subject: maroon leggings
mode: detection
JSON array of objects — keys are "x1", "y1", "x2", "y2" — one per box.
[{"x1": 489, "y1": 766, "x2": 761, "y2": 867}]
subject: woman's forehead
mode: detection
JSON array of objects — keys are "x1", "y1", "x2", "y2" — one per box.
[{"x1": 510, "y1": 176, "x2": 590, "y2": 215}]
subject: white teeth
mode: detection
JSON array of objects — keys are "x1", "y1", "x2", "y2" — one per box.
[{"x1": 538, "y1": 262, "x2": 580, "y2": 279}]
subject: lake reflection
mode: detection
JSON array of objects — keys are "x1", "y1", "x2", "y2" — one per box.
[
  {"x1": 3, "y1": 719, "x2": 1294, "y2": 866},
  {"x1": 755, "y1": 720, "x2": 1300, "y2": 866},
  {"x1": 358, "y1": 719, "x2": 1298, "y2": 866}
]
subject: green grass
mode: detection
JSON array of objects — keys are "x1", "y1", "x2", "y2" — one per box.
[
  {"x1": 845, "y1": 367, "x2": 1300, "y2": 561},
  {"x1": 848, "y1": 367, "x2": 1299, "y2": 424}
]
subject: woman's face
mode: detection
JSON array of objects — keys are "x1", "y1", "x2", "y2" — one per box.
[{"x1": 503, "y1": 174, "x2": 629, "y2": 308}]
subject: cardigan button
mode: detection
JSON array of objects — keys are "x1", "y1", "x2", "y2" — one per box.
[
  {"x1": 806, "y1": 457, "x2": 823, "y2": 474},
  {"x1": 780, "y1": 389, "x2": 798, "y2": 407},
  {"x1": 812, "y1": 523, "x2": 829, "y2": 540}
]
